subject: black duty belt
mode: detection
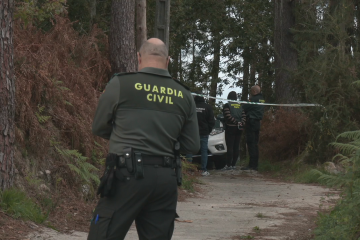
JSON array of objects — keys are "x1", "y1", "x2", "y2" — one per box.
[{"x1": 118, "y1": 154, "x2": 174, "y2": 168}]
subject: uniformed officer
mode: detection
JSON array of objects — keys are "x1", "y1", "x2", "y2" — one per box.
[
  {"x1": 87, "y1": 38, "x2": 200, "y2": 240},
  {"x1": 241, "y1": 85, "x2": 265, "y2": 171}
]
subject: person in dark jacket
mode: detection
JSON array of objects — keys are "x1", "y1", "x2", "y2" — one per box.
[
  {"x1": 221, "y1": 91, "x2": 246, "y2": 170},
  {"x1": 187, "y1": 95, "x2": 215, "y2": 176},
  {"x1": 241, "y1": 85, "x2": 265, "y2": 171}
]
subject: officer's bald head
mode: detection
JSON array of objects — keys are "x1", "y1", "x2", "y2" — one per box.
[
  {"x1": 137, "y1": 38, "x2": 170, "y2": 70},
  {"x1": 250, "y1": 85, "x2": 261, "y2": 96}
]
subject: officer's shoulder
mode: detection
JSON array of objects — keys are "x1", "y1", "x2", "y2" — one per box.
[
  {"x1": 110, "y1": 72, "x2": 137, "y2": 80},
  {"x1": 172, "y1": 78, "x2": 190, "y2": 91}
]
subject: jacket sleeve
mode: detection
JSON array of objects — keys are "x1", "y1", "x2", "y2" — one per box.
[
  {"x1": 207, "y1": 105, "x2": 215, "y2": 134},
  {"x1": 239, "y1": 110, "x2": 246, "y2": 127},
  {"x1": 178, "y1": 97, "x2": 200, "y2": 154},
  {"x1": 223, "y1": 103, "x2": 239, "y2": 125},
  {"x1": 92, "y1": 78, "x2": 120, "y2": 139}
]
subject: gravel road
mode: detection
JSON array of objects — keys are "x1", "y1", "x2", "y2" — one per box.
[{"x1": 27, "y1": 169, "x2": 337, "y2": 240}]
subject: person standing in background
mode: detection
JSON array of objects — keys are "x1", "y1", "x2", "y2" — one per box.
[
  {"x1": 186, "y1": 94, "x2": 215, "y2": 176},
  {"x1": 241, "y1": 85, "x2": 265, "y2": 171},
  {"x1": 221, "y1": 91, "x2": 246, "y2": 170}
]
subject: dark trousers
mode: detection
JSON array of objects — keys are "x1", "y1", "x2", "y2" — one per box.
[
  {"x1": 246, "y1": 119, "x2": 260, "y2": 170},
  {"x1": 88, "y1": 166, "x2": 178, "y2": 240},
  {"x1": 225, "y1": 126, "x2": 242, "y2": 167}
]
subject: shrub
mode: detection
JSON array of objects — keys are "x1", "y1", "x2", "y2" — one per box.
[
  {"x1": 0, "y1": 188, "x2": 47, "y2": 223},
  {"x1": 14, "y1": 16, "x2": 110, "y2": 158},
  {"x1": 259, "y1": 108, "x2": 310, "y2": 161},
  {"x1": 312, "y1": 130, "x2": 360, "y2": 239}
]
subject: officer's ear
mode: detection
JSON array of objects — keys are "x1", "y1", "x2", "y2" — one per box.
[{"x1": 166, "y1": 56, "x2": 170, "y2": 68}]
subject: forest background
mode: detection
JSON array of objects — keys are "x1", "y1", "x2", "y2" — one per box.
[{"x1": 1, "y1": 0, "x2": 360, "y2": 239}]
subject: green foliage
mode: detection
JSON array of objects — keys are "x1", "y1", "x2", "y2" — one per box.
[
  {"x1": 67, "y1": 0, "x2": 111, "y2": 33},
  {"x1": 54, "y1": 146, "x2": 100, "y2": 186},
  {"x1": 181, "y1": 160, "x2": 201, "y2": 192},
  {"x1": 35, "y1": 105, "x2": 51, "y2": 124},
  {"x1": 0, "y1": 189, "x2": 47, "y2": 223},
  {"x1": 293, "y1": 0, "x2": 360, "y2": 163},
  {"x1": 312, "y1": 130, "x2": 360, "y2": 239},
  {"x1": 15, "y1": 0, "x2": 67, "y2": 30},
  {"x1": 240, "y1": 235, "x2": 254, "y2": 239}
]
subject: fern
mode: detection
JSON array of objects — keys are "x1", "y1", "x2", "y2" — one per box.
[
  {"x1": 55, "y1": 146, "x2": 100, "y2": 185},
  {"x1": 35, "y1": 105, "x2": 51, "y2": 124},
  {"x1": 313, "y1": 130, "x2": 360, "y2": 239}
]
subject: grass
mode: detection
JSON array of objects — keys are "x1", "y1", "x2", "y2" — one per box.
[
  {"x1": 256, "y1": 159, "x2": 324, "y2": 184},
  {"x1": 255, "y1": 212, "x2": 266, "y2": 218},
  {"x1": 240, "y1": 235, "x2": 254, "y2": 239},
  {"x1": 181, "y1": 160, "x2": 202, "y2": 192},
  {"x1": 0, "y1": 188, "x2": 47, "y2": 223}
]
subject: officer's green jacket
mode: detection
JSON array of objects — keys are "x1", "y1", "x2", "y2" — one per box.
[
  {"x1": 242, "y1": 93, "x2": 265, "y2": 120},
  {"x1": 92, "y1": 67, "x2": 200, "y2": 157}
]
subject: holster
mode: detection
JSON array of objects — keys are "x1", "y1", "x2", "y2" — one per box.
[
  {"x1": 174, "y1": 141, "x2": 182, "y2": 186},
  {"x1": 123, "y1": 147, "x2": 144, "y2": 180},
  {"x1": 97, "y1": 153, "x2": 117, "y2": 198}
]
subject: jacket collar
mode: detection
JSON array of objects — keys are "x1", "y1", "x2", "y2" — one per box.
[{"x1": 139, "y1": 67, "x2": 172, "y2": 77}]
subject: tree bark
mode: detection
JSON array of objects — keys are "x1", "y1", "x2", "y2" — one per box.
[
  {"x1": 274, "y1": 0, "x2": 298, "y2": 103},
  {"x1": 0, "y1": 0, "x2": 15, "y2": 190},
  {"x1": 89, "y1": 0, "x2": 97, "y2": 29},
  {"x1": 110, "y1": 0, "x2": 137, "y2": 73},
  {"x1": 209, "y1": 32, "x2": 221, "y2": 107},
  {"x1": 241, "y1": 47, "x2": 250, "y2": 101},
  {"x1": 136, "y1": 0, "x2": 147, "y2": 51}
]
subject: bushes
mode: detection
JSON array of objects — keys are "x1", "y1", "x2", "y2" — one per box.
[
  {"x1": 259, "y1": 108, "x2": 310, "y2": 161},
  {"x1": 0, "y1": 189, "x2": 47, "y2": 223},
  {"x1": 311, "y1": 130, "x2": 360, "y2": 239},
  {"x1": 14, "y1": 16, "x2": 110, "y2": 158}
]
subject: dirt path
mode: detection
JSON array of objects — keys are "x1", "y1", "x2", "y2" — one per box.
[{"x1": 26, "y1": 169, "x2": 337, "y2": 240}]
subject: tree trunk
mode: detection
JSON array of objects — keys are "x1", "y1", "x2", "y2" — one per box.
[
  {"x1": 274, "y1": 0, "x2": 298, "y2": 103},
  {"x1": 190, "y1": 36, "x2": 196, "y2": 89},
  {"x1": 209, "y1": 32, "x2": 221, "y2": 107},
  {"x1": 241, "y1": 47, "x2": 250, "y2": 101},
  {"x1": 0, "y1": 0, "x2": 15, "y2": 190},
  {"x1": 250, "y1": 62, "x2": 256, "y2": 87},
  {"x1": 89, "y1": 0, "x2": 96, "y2": 30},
  {"x1": 110, "y1": 0, "x2": 137, "y2": 73},
  {"x1": 136, "y1": 0, "x2": 147, "y2": 51}
]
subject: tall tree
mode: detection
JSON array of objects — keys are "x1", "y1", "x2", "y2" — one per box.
[
  {"x1": 0, "y1": 0, "x2": 15, "y2": 190},
  {"x1": 110, "y1": 0, "x2": 137, "y2": 73},
  {"x1": 209, "y1": 31, "x2": 221, "y2": 106},
  {"x1": 274, "y1": 0, "x2": 298, "y2": 103},
  {"x1": 136, "y1": 0, "x2": 147, "y2": 50}
]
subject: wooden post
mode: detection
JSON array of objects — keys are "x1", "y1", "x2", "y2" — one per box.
[{"x1": 154, "y1": 0, "x2": 170, "y2": 49}]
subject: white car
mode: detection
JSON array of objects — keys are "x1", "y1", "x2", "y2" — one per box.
[{"x1": 208, "y1": 118, "x2": 227, "y2": 156}]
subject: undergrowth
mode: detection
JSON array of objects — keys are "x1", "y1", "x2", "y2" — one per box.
[
  {"x1": 14, "y1": 15, "x2": 110, "y2": 159},
  {"x1": 181, "y1": 160, "x2": 201, "y2": 192},
  {"x1": 0, "y1": 189, "x2": 47, "y2": 223},
  {"x1": 310, "y1": 130, "x2": 360, "y2": 239},
  {"x1": 260, "y1": 108, "x2": 310, "y2": 162}
]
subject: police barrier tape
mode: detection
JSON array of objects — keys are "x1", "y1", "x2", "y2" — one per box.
[{"x1": 191, "y1": 92, "x2": 321, "y2": 107}]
